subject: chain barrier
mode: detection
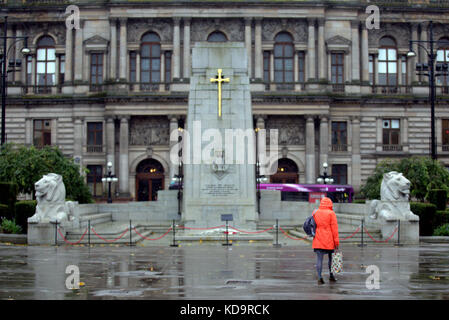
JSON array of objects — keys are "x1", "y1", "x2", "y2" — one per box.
[{"x1": 55, "y1": 220, "x2": 401, "y2": 246}]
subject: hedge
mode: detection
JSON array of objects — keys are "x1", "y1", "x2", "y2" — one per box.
[
  {"x1": 410, "y1": 202, "x2": 437, "y2": 236},
  {"x1": 0, "y1": 182, "x2": 18, "y2": 220},
  {"x1": 427, "y1": 189, "x2": 448, "y2": 211},
  {"x1": 435, "y1": 210, "x2": 449, "y2": 229},
  {"x1": 0, "y1": 204, "x2": 9, "y2": 220},
  {"x1": 15, "y1": 200, "x2": 37, "y2": 234},
  {"x1": 433, "y1": 223, "x2": 449, "y2": 236}
]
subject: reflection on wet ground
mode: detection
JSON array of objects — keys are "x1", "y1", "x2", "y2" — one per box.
[{"x1": 0, "y1": 243, "x2": 448, "y2": 300}]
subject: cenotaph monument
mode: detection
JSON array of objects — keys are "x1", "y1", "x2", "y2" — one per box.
[{"x1": 182, "y1": 42, "x2": 258, "y2": 230}]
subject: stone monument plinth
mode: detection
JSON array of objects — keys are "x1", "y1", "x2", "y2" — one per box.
[{"x1": 182, "y1": 42, "x2": 258, "y2": 230}]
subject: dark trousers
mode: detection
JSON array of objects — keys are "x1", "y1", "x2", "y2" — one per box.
[{"x1": 314, "y1": 249, "x2": 333, "y2": 279}]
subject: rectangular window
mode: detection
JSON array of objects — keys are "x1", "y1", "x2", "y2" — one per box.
[
  {"x1": 87, "y1": 165, "x2": 103, "y2": 197},
  {"x1": 165, "y1": 51, "x2": 172, "y2": 83},
  {"x1": 59, "y1": 54, "x2": 65, "y2": 85},
  {"x1": 382, "y1": 119, "x2": 400, "y2": 146},
  {"x1": 369, "y1": 54, "x2": 374, "y2": 85},
  {"x1": 263, "y1": 51, "x2": 270, "y2": 83},
  {"x1": 443, "y1": 119, "x2": 449, "y2": 149},
  {"x1": 331, "y1": 53, "x2": 344, "y2": 84},
  {"x1": 130, "y1": 51, "x2": 136, "y2": 83},
  {"x1": 90, "y1": 53, "x2": 103, "y2": 86},
  {"x1": 298, "y1": 51, "x2": 305, "y2": 83},
  {"x1": 33, "y1": 119, "x2": 51, "y2": 148},
  {"x1": 331, "y1": 121, "x2": 347, "y2": 151},
  {"x1": 401, "y1": 56, "x2": 407, "y2": 86},
  {"x1": 26, "y1": 55, "x2": 32, "y2": 86},
  {"x1": 87, "y1": 122, "x2": 103, "y2": 153},
  {"x1": 332, "y1": 164, "x2": 348, "y2": 185}
]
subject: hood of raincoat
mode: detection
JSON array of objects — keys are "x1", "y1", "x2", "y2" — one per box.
[{"x1": 318, "y1": 197, "x2": 333, "y2": 210}]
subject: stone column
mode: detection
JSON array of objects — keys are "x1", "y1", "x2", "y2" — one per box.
[
  {"x1": 25, "y1": 118, "x2": 32, "y2": 145},
  {"x1": 15, "y1": 28, "x2": 22, "y2": 82},
  {"x1": 106, "y1": 117, "x2": 115, "y2": 174},
  {"x1": 419, "y1": 23, "x2": 428, "y2": 83},
  {"x1": 254, "y1": 18, "x2": 263, "y2": 79},
  {"x1": 361, "y1": 26, "x2": 369, "y2": 83},
  {"x1": 74, "y1": 21, "x2": 84, "y2": 81},
  {"x1": 110, "y1": 19, "x2": 117, "y2": 80},
  {"x1": 245, "y1": 18, "x2": 252, "y2": 78},
  {"x1": 305, "y1": 116, "x2": 315, "y2": 184},
  {"x1": 183, "y1": 18, "x2": 191, "y2": 78},
  {"x1": 319, "y1": 116, "x2": 329, "y2": 172},
  {"x1": 269, "y1": 51, "x2": 274, "y2": 83},
  {"x1": 173, "y1": 18, "x2": 181, "y2": 79},
  {"x1": 294, "y1": 51, "x2": 299, "y2": 82},
  {"x1": 374, "y1": 54, "x2": 379, "y2": 85},
  {"x1": 64, "y1": 27, "x2": 73, "y2": 83},
  {"x1": 169, "y1": 116, "x2": 179, "y2": 182},
  {"x1": 136, "y1": 52, "x2": 141, "y2": 83},
  {"x1": 119, "y1": 116, "x2": 130, "y2": 196},
  {"x1": 318, "y1": 19, "x2": 326, "y2": 80},
  {"x1": 119, "y1": 18, "x2": 127, "y2": 80},
  {"x1": 351, "y1": 117, "x2": 361, "y2": 191},
  {"x1": 351, "y1": 21, "x2": 360, "y2": 82},
  {"x1": 410, "y1": 24, "x2": 418, "y2": 84},
  {"x1": 307, "y1": 18, "x2": 316, "y2": 80},
  {"x1": 73, "y1": 117, "x2": 83, "y2": 159}
]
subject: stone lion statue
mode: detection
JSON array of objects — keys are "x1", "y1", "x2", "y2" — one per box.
[
  {"x1": 28, "y1": 173, "x2": 76, "y2": 224},
  {"x1": 369, "y1": 171, "x2": 419, "y2": 221}
]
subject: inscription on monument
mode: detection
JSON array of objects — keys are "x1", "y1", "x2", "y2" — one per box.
[{"x1": 201, "y1": 183, "x2": 239, "y2": 197}]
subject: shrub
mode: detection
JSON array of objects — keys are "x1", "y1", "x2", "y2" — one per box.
[
  {"x1": 353, "y1": 199, "x2": 366, "y2": 204},
  {"x1": 435, "y1": 210, "x2": 449, "y2": 229},
  {"x1": 15, "y1": 200, "x2": 37, "y2": 234},
  {"x1": 427, "y1": 189, "x2": 448, "y2": 211},
  {"x1": 433, "y1": 223, "x2": 449, "y2": 236},
  {"x1": 0, "y1": 182, "x2": 18, "y2": 220},
  {"x1": 0, "y1": 204, "x2": 9, "y2": 219},
  {"x1": 0, "y1": 218, "x2": 22, "y2": 234},
  {"x1": 410, "y1": 202, "x2": 437, "y2": 236}
]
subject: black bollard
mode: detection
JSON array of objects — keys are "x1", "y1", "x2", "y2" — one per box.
[
  {"x1": 170, "y1": 219, "x2": 178, "y2": 247},
  {"x1": 395, "y1": 220, "x2": 403, "y2": 247},
  {"x1": 129, "y1": 220, "x2": 134, "y2": 247},
  {"x1": 222, "y1": 220, "x2": 232, "y2": 246},
  {"x1": 273, "y1": 219, "x2": 281, "y2": 248},
  {"x1": 88, "y1": 220, "x2": 91, "y2": 246},
  {"x1": 358, "y1": 218, "x2": 366, "y2": 248},
  {"x1": 54, "y1": 221, "x2": 58, "y2": 246}
]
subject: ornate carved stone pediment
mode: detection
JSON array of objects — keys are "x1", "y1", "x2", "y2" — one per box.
[
  {"x1": 84, "y1": 35, "x2": 109, "y2": 45},
  {"x1": 326, "y1": 35, "x2": 352, "y2": 46},
  {"x1": 129, "y1": 116, "x2": 170, "y2": 146},
  {"x1": 265, "y1": 116, "x2": 305, "y2": 145}
]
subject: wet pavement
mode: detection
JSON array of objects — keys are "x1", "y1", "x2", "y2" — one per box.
[{"x1": 0, "y1": 242, "x2": 448, "y2": 300}]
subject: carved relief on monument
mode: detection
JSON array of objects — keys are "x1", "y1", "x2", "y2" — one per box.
[
  {"x1": 127, "y1": 19, "x2": 173, "y2": 43},
  {"x1": 262, "y1": 19, "x2": 307, "y2": 42},
  {"x1": 129, "y1": 116, "x2": 170, "y2": 146},
  {"x1": 368, "y1": 23, "x2": 410, "y2": 48},
  {"x1": 191, "y1": 19, "x2": 244, "y2": 42},
  {"x1": 265, "y1": 116, "x2": 305, "y2": 145}
]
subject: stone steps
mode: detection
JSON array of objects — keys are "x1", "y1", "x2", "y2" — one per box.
[
  {"x1": 79, "y1": 213, "x2": 113, "y2": 228},
  {"x1": 61, "y1": 224, "x2": 152, "y2": 245}
]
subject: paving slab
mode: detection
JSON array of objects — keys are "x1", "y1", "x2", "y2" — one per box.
[{"x1": 0, "y1": 242, "x2": 448, "y2": 300}]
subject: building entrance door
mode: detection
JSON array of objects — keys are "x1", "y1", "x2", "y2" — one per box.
[
  {"x1": 136, "y1": 159, "x2": 165, "y2": 201},
  {"x1": 269, "y1": 158, "x2": 299, "y2": 184}
]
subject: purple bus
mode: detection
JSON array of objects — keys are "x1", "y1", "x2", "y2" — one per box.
[{"x1": 258, "y1": 183, "x2": 354, "y2": 203}]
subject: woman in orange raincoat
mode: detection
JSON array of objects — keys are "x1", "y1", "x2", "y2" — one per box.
[{"x1": 312, "y1": 197, "x2": 340, "y2": 285}]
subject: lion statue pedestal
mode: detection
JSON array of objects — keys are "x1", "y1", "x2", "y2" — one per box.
[
  {"x1": 367, "y1": 171, "x2": 419, "y2": 244},
  {"x1": 27, "y1": 173, "x2": 78, "y2": 245}
]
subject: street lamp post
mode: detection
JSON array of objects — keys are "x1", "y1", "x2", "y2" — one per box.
[
  {"x1": 102, "y1": 162, "x2": 118, "y2": 203},
  {"x1": 1, "y1": 15, "x2": 30, "y2": 145},
  {"x1": 255, "y1": 127, "x2": 268, "y2": 215},
  {"x1": 316, "y1": 162, "x2": 334, "y2": 185},
  {"x1": 407, "y1": 21, "x2": 449, "y2": 160}
]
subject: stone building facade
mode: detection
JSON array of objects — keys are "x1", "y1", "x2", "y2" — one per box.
[{"x1": 2, "y1": 0, "x2": 449, "y2": 200}]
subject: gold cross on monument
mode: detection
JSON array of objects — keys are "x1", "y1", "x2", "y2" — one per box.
[{"x1": 210, "y1": 69, "x2": 230, "y2": 118}]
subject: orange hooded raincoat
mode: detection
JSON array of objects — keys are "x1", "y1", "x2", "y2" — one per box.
[{"x1": 312, "y1": 197, "x2": 340, "y2": 250}]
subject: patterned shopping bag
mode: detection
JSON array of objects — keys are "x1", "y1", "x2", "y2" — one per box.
[{"x1": 331, "y1": 250, "x2": 343, "y2": 274}]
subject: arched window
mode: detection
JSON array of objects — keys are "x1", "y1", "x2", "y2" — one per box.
[
  {"x1": 207, "y1": 31, "x2": 227, "y2": 42},
  {"x1": 36, "y1": 36, "x2": 56, "y2": 88},
  {"x1": 270, "y1": 158, "x2": 299, "y2": 184},
  {"x1": 437, "y1": 37, "x2": 449, "y2": 86},
  {"x1": 378, "y1": 36, "x2": 397, "y2": 86},
  {"x1": 274, "y1": 32, "x2": 294, "y2": 83},
  {"x1": 141, "y1": 32, "x2": 161, "y2": 84}
]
